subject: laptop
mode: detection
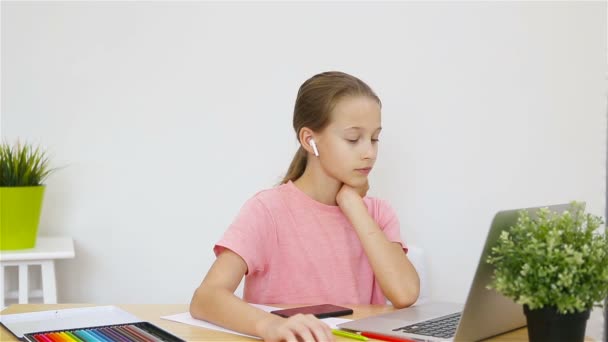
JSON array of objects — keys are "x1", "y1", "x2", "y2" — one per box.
[{"x1": 338, "y1": 203, "x2": 574, "y2": 342}]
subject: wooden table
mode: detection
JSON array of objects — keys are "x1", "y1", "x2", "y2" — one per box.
[{"x1": 0, "y1": 303, "x2": 543, "y2": 341}]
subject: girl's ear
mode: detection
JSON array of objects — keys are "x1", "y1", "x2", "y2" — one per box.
[{"x1": 298, "y1": 127, "x2": 317, "y2": 156}]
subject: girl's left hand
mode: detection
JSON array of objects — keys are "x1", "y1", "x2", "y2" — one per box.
[{"x1": 336, "y1": 180, "x2": 369, "y2": 208}]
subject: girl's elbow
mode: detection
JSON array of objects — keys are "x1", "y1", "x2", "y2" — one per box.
[
  {"x1": 392, "y1": 301, "x2": 412, "y2": 310},
  {"x1": 391, "y1": 282, "x2": 420, "y2": 309},
  {"x1": 391, "y1": 293, "x2": 418, "y2": 309},
  {"x1": 188, "y1": 304, "x2": 199, "y2": 319},
  {"x1": 189, "y1": 286, "x2": 208, "y2": 320}
]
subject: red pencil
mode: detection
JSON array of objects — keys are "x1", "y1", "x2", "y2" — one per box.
[{"x1": 360, "y1": 331, "x2": 417, "y2": 342}]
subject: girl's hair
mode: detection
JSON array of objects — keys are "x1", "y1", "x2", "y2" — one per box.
[{"x1": 281, "y1": 71, "x2": 382, "y2": 184}]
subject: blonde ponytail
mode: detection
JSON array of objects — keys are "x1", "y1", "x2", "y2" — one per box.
[{"x1": 281, "y1": 147, "x2": 307, "y2": 184}]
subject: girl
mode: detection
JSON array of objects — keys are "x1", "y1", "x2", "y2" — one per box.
[{"x1": 190, "y1": 71, "x2": 420, "y2": 342}]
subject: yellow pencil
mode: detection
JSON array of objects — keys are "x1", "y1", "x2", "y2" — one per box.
[
  {"x1": 53, "y1": 332, "x2": 77, "y2": 342},
  {"x1": 332, "y1": 329, "x2": 369, "y2": 341}
]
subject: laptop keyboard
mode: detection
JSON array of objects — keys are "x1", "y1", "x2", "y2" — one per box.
[{"x1": 392, "y1": 312, "x2": 461, "y2": 339}]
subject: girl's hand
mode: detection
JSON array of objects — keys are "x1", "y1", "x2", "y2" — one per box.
[
  {"x1": 257, "y1": 314, "x2": 334, "y2": 342},
  {"x1": 336, "y1": 181, "x2": 369, "y2": 208}
]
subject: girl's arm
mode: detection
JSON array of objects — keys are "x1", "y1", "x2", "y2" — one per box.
[
  {"x1": 189, "y1": 249, "x2": 334, "y2": 342},
  {"x1": 337, "y1": 185, "x2": 420, "y2": 308}
]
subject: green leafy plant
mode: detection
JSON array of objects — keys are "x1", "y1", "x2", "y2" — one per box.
[
  {"x1": 0, "y1": 142, "x2": 54, "y2": 186},
  {"x1": 486, "y1": 202, "x2": 608, "y2": 314}
]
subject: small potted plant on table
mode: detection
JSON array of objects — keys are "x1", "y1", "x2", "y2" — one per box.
[
  {"x1": 487, "y1": 202, "x2": 608, "y2": 342},
  {"x1": 0, "y1": 141, "x2": 54, "y2": 250}
]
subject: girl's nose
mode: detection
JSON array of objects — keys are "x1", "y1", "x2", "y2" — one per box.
[{"x1": 362, "y1": 141, "x2": 377, "y2": 159}]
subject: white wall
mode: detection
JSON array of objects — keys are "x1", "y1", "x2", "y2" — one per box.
[{"x1": 2, "y1": 1, "x2": 606, "y2": 305}]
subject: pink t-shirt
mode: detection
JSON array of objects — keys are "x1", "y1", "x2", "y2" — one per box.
[{"x1": 214, "y1": 180, "x2": 407, "y2": 305}]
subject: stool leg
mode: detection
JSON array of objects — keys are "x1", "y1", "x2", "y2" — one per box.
[
  {"x1": 18, "y1": 264, "x2": 28, "y2": 304},
  {"x1": 41, "y1": 260, "x2": 57, "y2": 304},
  {"x1": 0, "y1": 265, "x2": 5, "y2": 308}
]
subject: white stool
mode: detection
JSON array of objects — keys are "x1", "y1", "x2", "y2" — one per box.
[{"x1": 0, "y1": 237, "x2": 74, "y2": 307}]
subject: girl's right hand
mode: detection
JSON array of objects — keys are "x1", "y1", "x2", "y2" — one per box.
[{"x1": 256, "y1": 313, "x2": 335, "y2": 342}]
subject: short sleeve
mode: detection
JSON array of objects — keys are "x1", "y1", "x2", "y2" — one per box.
[
  {"x1": 214, "y1": 196, "x2": 275, "y2": 275},
  {"x1": 371, "y1": 198, "x2": 408, "y2": 254}
]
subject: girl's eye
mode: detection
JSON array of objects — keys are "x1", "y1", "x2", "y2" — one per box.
[
  {"x1": 346, "y1": 139, "x2": 358, "y2": 143},
  {"x1": 372, "y1": 138, "x2": 380, "y2": 143}
]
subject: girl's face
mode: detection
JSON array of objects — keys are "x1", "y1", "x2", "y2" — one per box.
[{"x1": 315, "y1": 95, "x2": 381, "y2": 187}]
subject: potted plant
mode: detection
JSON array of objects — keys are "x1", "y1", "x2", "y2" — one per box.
[
  {"x1": 604, "y1": 297, "x2": 607, "y2": 342},
  {"x1": 0, "y1": 141, "x2": 54, "y2": 250},
  {"x1": 486, "y1": 202, "x2": 608, "y2": 342}
]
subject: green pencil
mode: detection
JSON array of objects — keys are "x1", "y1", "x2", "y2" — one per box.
[{"x1": 332, "y1": 329, "x2": 368, "y2": 341}]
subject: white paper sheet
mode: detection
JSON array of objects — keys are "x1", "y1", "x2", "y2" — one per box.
[{"x1": 160, "y1": 304, "x2": 351, "y2": 340}]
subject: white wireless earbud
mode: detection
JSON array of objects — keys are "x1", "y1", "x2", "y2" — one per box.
[{"x1": 309, "y1": 138, "x2": 319, "y2": 157}]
